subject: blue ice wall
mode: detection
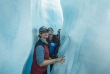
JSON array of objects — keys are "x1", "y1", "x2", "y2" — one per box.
[
  {"x1": 31, "y1": 0, "x2": 63, "y2": 34},
  {"x1": 21, "y1": 0, "x2": 63, "y2": 74},
  {"x1": 1, "y1": 0, "x2": 110, "y2": 74},
  {"x1": 0, "y1": 0, "x2": 63, "y2": 74},
  {"x1": 0, "y1": 0, "x2": 32, "y2": 74},
  {"x1": 52, "y1": 0, "x2": 110, "y2": 74}
]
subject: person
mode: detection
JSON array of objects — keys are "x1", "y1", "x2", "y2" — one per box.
[
  {"x1": 46, "y1": 27, "x2": 60, "y2": 71},
  {"x1": 31, "y1": 26, "x2": 65, "y2": 74},
  {"x1": 57, "y1": 29, "x2": 61, "y2": 39}
]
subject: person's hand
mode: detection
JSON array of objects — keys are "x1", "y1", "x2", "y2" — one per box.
[{"x1": 56, "y1": 56, "x2": 65, "y2": 64}]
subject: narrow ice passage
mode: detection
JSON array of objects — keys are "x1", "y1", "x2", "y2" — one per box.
[{"x1": 0, "y1": 0, "x2": 110, "y2": 74}]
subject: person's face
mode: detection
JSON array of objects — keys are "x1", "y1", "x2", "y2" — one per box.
[
  {"x1": 48, "y1": 28, "x2": 53, "y2": 35},
  {"x1": 40, "y1": 30, "x2": 49, "y2": 39},
  {"x1": 44, "y1": 32, "x2": 49, "y2": 39}
]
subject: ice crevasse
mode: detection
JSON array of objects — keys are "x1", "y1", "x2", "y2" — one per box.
[{"x1": 0, "y1": 0, "x2": 110, "y2": 74}]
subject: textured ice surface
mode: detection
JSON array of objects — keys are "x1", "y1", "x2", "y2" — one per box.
[
  {"x1": 52, "y1": 0, "x2": 110, "y2": 74},
  {"x1": 0, "y1": 0, "x2": 62, "y2": 74},
  {"x1": 1, "y1": 0, "x2": 110, "y2": 74}
]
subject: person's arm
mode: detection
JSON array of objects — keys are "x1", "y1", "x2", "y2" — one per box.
[
  {"x1": 40, "y1": 56, "x2": 65, "y2": 67},
  {"x1": 36, "y1": 45, "x2": 65, "y2": 67},
  {"x1": 35, "y1": 45, "x2": 45, "y2": 66}
]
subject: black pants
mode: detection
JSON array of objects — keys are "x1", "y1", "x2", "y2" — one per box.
[
  {"x1": 50, "y1": 64, "x2": 53, "y2": 72},
  {"x1": 42, "y1": 70, "x2": 47, "y2": 74}
]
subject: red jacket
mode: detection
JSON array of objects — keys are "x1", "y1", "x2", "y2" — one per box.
[{"x1": 31, "y1": 39, "x2": 49, "y2": 74}]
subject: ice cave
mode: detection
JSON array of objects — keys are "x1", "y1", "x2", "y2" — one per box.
[{"x1": 0, "y1": 0, "x2": 110, "y2": 74}]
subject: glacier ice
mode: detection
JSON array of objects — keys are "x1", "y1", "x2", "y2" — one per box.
[
  {"x1": 52, "y1": 0, "x2": 110, "y2": 74},
  {"x1": 1, "y1": 0, "x2": 110, "y2": 74},
  {"x1": 0, "y1": 0, "x2": 62, "y2": 74}
]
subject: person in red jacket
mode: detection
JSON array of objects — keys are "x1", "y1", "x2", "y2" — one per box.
[{"x1": 31, "y1": 26, "x2": 65, "y2": 74}]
